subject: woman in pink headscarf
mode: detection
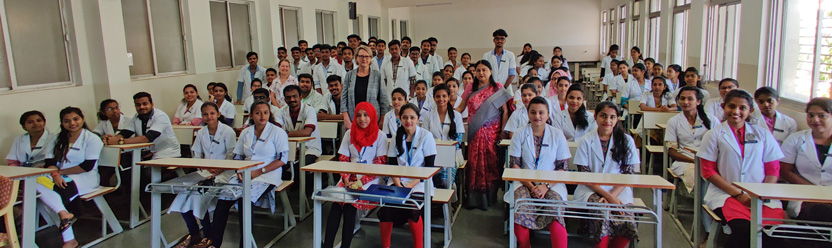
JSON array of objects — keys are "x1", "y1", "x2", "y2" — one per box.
[{"x1": 546, "y1": 70, "x2": 572, "y2": 113}]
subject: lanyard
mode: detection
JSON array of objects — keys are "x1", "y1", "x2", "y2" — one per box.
[{"x1": 357, "y1": 146, "x2": 368, "y2": 163}]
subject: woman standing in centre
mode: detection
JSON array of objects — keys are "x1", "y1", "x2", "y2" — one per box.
[{"x1": 341, "y1": 45, "x2": 390, "y2": 128}]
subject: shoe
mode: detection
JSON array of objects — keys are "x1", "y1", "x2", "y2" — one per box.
[
  {"x1": 176, "y1": 235, "x2": 193, "y2": 248},
  {"x1": 191, "y1": 238, "x2": 212, "y2": 248}
]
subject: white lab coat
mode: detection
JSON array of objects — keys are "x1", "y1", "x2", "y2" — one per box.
[
  {"x1": 664, "y1": 112, "x2": 719, "y2": 177},
  {"x1": 640, "y1": 91, "x2": 676, "y2": 108},
  {"x1": 234, "y1": 123, "x2": 290, "y2": 186},
  {"x1": 290, "y1": 61, "x2": 311, "y2": 77},
  {"x1": 382, "y1": 110, "x2": 399, "y2": 139},
  {"x1": 482, "y1": 49, "x2": 517, "y2": 85},
  {"x1": 453, "y1": 97, "x2": 468, "y2": 117},
  {"x1": 380, "y1": 58, "x2": 417, "y2": 100},
  {"x1": 302, "y1": 91, "x2": 327, "y2": 113},
  {"x1": 237, "y1": 65, "x2": 267, "y2": 101},
  {"x1": 751, "y1": 111, "x2": 797, "y2": 144},
  {"x1": 94, "y1": 115, "x2": 132, "y2": 136},
  {"x1": 320, "y1": 93, "x2": 340, "y2": 115},
  {"x1": 609, "y1": 74, "x2": 633, "y2": 91},
  {"x1": 704, "y1": 98, "x2": 725, "y2": 122},
  {"x1": 386, "y1": 126, "x2": 437, "y2": 194},
  {"x1": 573, "y1": 129, "x2": 641, "y2": 204},
  {"x1": 216, "y1": 100, "x2": 237, "y2": 123},
  {"x1": 432, "y1": 54, "x2": 444, "y2": 71},
  {"x1": 174, "y1": 100, "x2": 204, "y2": 125},
  {"x1": 6, "y1": 131, "x2": 55, "y2": 166},
  {"x1": 127, "y1": 108, "x2": 181, "y2": 159},
  {"x1": 280, "y1": 104, "x2": 322, "y2": 157},
  {"x1": 337, "y1": 130, "x2": 388, "y2": 190},
  {"x1": 552, "y1": 109, "x2": 597, "y2": 142},
  {"x1": 313, "y1": 62, "x2": 347, "y2": 96},
  {"x1": 698, "y1": 122, "x2": 784, "y2": 210},
  {"x1": 415, "y1": 56, "x2": 439, "y2": 82},
  {"x1": 600, "y1": 55, "x2": 623, "y2": 74},
  {"x1": 373, "y1": 54, "x2": 391, "y2": 71},
  {"x1": 44, "y1": 129, "x2": 102, "y2": 195},
  {"x1": 421, "y1": 107, "x2": 465, "y2": 165},
  {"x1": 504, "y1": 104, "x2": 529, "y2": 134},
  {"x1": 409, "y1": 97, "x2": 434, "y2": 119},
  {"x1": 781, "y1": 130, "x2": 832, "y2": 217},
  {"x1": 621, "y1": 79, "x2": 651, "y2": 103},
  {"x1": 504, "y1": 124, "x2": 572, "y2": 204}
]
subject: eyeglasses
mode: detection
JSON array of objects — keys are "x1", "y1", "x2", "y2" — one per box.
[{"x1": 356, "y1": 55, "x2": 372, "y2": 60}]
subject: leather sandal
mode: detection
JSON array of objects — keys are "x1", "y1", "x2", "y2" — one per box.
[{"x1": 59, "y1": 216, "x2": 77, "y2": 232}]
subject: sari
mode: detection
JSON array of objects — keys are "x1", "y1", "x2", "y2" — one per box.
[{"x1": 466, "y1": 82, "x2": 511, "y2": 192}]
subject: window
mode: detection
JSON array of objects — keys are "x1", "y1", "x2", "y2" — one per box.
[
  {"x1": 778, "y1": 0, "x2": 832, "y2": 100},
  {"x1": 609, "y1": 9, "x2": 616, "y2": 49},
  {"x1": 391, "y1": 19, "x2": 397, "y2": 40},
  {"x1": 210, "y1": 1, "x2": 252, "y2": 69},
  {"x1": 601, "y1": 10, "x2": 608, "y2": 54},
  {"x1": 352, "y1": 15, "x2": 362, "y2": 36},
  {"x1": 315, "y1": 10, "x2": 335, "y2": 45},
  {"x1": 647, "y1": 0, "x2": 661, "y2": 59},
  {"x1": 671, "y1": 2, "x2": 691, "y2": 65},
  {"x1": 368, "y1": 16, "x2": 379, "y2": 38},
  {"x1": 122, "y1": 0, "x2": 187, "y2": 78},
  {"x1": 632, "y1": 0, "x2": 641, "y2": 48},
  {"x1": 0, "y1": 0, "x2": 72, "y2": 91},
  {"x1": 619, "y1": 5, "x2": 628, "y2": 50},
  {"x1": 280, "y1": 7, "x2": 301, "y2": 49},
  {"x1": 400, "y1": 20, "x2": 408, "y2": 38},
  {"x1": 704, "y1": 3, "x2": 741, "y2": 82},
  {"x1": 649, "y1": 0, "x2": 661, "y2": 13}
]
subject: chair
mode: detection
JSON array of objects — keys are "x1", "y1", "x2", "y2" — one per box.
[
  {"x1": 638, "y1": 111, "x2": 677, "y2": 175},
  {"x1": 77, "y1": 149, "x2": 126, "y2": 247},
  {"x1": 262, "y1": 159, "x2": 298, "y2": 247},
  {"x1": 0, "y1": 176, "x2": 20, "y2": 248}
]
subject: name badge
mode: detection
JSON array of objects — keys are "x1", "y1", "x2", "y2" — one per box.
[
  {"x1": 357, "y1": 159, "x2": 367, "y2": 164},
  {"x1": 212, "y1": 140, "x2": 221, "y2": 144},
  {"x1": 744, "y1": 140, "x2": 758, "y2": 144},
  {"x1": 70, "y1": 147, "x2": 81, "y2": 151},
  {"x1": 541, "y1": 144, "x2": 549, "y2": 147},
  {"x1": 773, "y1": 128, "x2": 784, "y2": 132},
  {"x1": 500, "y1": 60, "x2": 506, "y2": 63},
  {"x1": 692, "y1": 125, "x2": 704, "y2": 129}
]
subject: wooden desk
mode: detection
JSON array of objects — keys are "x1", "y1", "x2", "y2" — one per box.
[
  {"x1": 734, "y1": 182, "x2": 832, "y2": 247},
  {"x1": 288, "y1": 136, "x2": 315, "y2": 220},
  {"x1": 0, "y1": 166, "x2": 56, "y2": 248},
  {"x1": 172, "y1": 125, "x2": 201, "y2": 145},
  {"x1": 302, "y1": 161, "x2": 439, "y2": 248},
  {"x1": 502, "y1": 168, "x2": 674, "y2": 248},
  {"x1": 137, "y1": 158, "x2": 263, "y2": 248},
  {"x1": 103, "y1": 143, "x2": 154, "y2": 228}
]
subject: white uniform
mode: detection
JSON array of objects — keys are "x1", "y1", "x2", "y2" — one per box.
[
  {"x1": 174, "y1": 100, "x2": 204, "y2": 125},
  {"x1": 216, "y1": 100, "x2": 237, "y2": 123},
  {"x1": 44, "y1": 129, "x2": 103, "y2": 195},
  {"x1": 6, "y1": 131, "x2": 55, "y2": 166},
  {"x1": 552, "y1": 109, "x2": 597, "y2": 142},
  {"x1": 421, "y1": 107, "x2": 465, "y2": 165},
  {"x1": 94, "y1": 115, "x2": 132, "y2": 136},
  {"x1": 415, "y1": 56, "x2": 439, "y2": 82},
  {"x1": 621, "y1": 79, "x2": 651, "y2": 103},
  {"x1": 313, "y1": 62, "x2": 347, "y2": 96},
  {"x1": 609, "y1": 74, "x2": 633, "y2": 91},
  {"x1": 320, "y1": 93, "x2": 340, "y2": 115},
  {"x1": 380, "y1": 58, "x2": 417, "y2": 100},
  {"x1": 290, "y1": 60, "x2": 311, "y2": 77},
  {"x1": 337, "y1": 130, "x2": 388, "y2": 189},
  {"x1": 664, "y1": 112, "x2": 719, "y2": 188},
  {"x1": 373, "y1": 54, "x2": 391, "y2": 71},
  {"x1": 452, "y1": 66, "x2": 466, "y2": 81},
  {"x1": 504, "y1": 124, "x2": 572, "y2": 204},
  {"x1": 573, "y1": 129, "x2": 641, "y2": 204},
  {"x1": 640, "y1": 91, "x2": 676, "y2": 108},
  {"x1": 453, "y1": 97, "x2": 468, "y2": 117},
  {"x1": 168, "y1": 124, "x2": 237, "y2": 217},
  {"x1": 382, "y1": 110, "x2": 399, "y2": 138},
  {"x1": 237, "y1": 65, "x2": 267, "y2": 101},
  {"x1": 126, "y1": 108, "x2": 181, "y2": 159},
  {"x1": 751, "y1": 111, "x2": 797, "y2": 144},
  {"x1": 504, "y1": 105, "x2": 529, "y2": 135},
  {"x1": 280, "y1": 104, "x2": 322, "y2": 157},
  {"x1": 482, "y1": 49, "x2": 517, "y2": 85},
  {"x1": 704, "y1": 98, "x2": 725, "y2": 122},
  {"x1": 386, "y1": 126, "x2": 437, "y2": 194},
  {"x1": 432, "y1": 54, "x2": 444, "y2": 71},
  {"x1": 302, "y1": 90, "x2": 327, "y2": 113},
  {"x1": 781, "y1": 130, "x2": 832, "y2": 217},
  {"x1": 698, "y1": 122, "x2": 784, "y2": 211},
  {"x1": 234, "y1": 123, "x2": 290, "y2": 187},
  {"x1": 600, "y1": 55, "x2": 623, "y2": 76},
  {"x1": 409, "y1": 97, "x2": 434, "y2": 119}
]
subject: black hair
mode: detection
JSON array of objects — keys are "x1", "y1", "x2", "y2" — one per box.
[
  {"x1": 719, "y1": 78, "x2": 740, "y2": 88},
  {"x1": 650, "y1": 76, "x2": 671, "y2": 97},
  {"x1": 319, "y1": 44, "x2": 331, "y2": 51},
  {"x1": 428, "y1": 37, "x2": 437, "y2": 43},
  {"x1": 326, "y1": 75, "x2": 342, "y2": 84},
  {"x1": 53, "y1": 107, "x2": 90, "y2": 163},
  {"x1": 251, "y1": 79, "x2": 263, "y2": 88},
  {"x1": 369, "y1": 36, "x2": 377, "y2": 41},
  {"x1": 277, "y1": 47, "x2": 287, "y2": 53},
  {"x1": 754, "y1": 86, "x2": 779, "y2": 100},
  {"x1": 520, "y1": 50, "x2": 538, "y2": 66},
  {"x1": 529, "y1": 53, "x2": 544, "y2": 69},
  {"x1": 523, "y1": 43, "x2": 532, "y2": 49},
  {"x1": 653, "y1": 63, "x2": 664, "y2": 68},
  {"x1": 391, "y1": 87, "x2": 408, "y2": 100},
  {"x1": 526, "y1": 77, "x2": 542, "y2": 87},
  {"x1": 632, "y1": 63, "x2": 647, "y2": 79},
  {"x1": 252, "y1": 88, "x2": 270, "y2": 100},
  {"x1": 395, "y1": 103, "x2": 422, "y2": 156},
  {"x1": 305, "y1": 48, "x2": 313, "y2": 52},
  {"x1": 668, "y1": 64, "x2": 683, "y2": 82},
  {"x1": 443, "y1": 64, "x2": 455, "y2": 72},
  {"x1": 420, "y1": 39, "x2": 431, "y2": 46},
  {"x1": 246, "y1": 52, "x2": 258, "y2": 59},
  {"x1": 247, "y1": 101, "x2": 279, "y2": 126},
  {"x1": 19, "y1": 110, "x2": 45, "y2": 129},
  {"x1": 684, "y1": 67, "x2": 702, "y2": 88},
  {"x1": 341, "y1": 46, "x2": 354, "y2": 54},
  {"x1": 97, "y1": 99, "x2": 117, "y2": 121},
  {"x1": 409, "y1": 47, "x2": 420, "y2": 53},
  {"x1": 474, "y1": 60, "x2": 498, "y2": 88},
  {"x1": 432, "y1": 84, "x2": 459, "y2": 140},
  {"x1": 290, "y1": 47, "x2": 301, "y2": 52},
  {"x1": 447, "y1": 47, "x2": 457, "y2": 53},
  {"x1": 644, "y1": 57, "x2": 655, "y2": 64},
  {"x1": 297, "y1": 73, "x2": 314, "y2": 83},
  {"x1": 521, "y1": 75, "x2": 533, "y2": 84},
  {"x1": 207, "y1": 82, "x2": 216, "y2": 89},
  {"x1": 401, "y1": 36, "x2": 411, "y2": 43},
  {"x1": 376, "y1": 39, "x2": 386, "y2": 46},
  {"x1": 566, "y1": 84, "x2": 589, "y2": 130},
  {"x1": 520, "y1": 83, "x2": 538, "y2": 95},
  {"x1": 606, "y1": 44, "x2": 620, "y2": 56},
  {"x1": 389, "y1": 40, "x2": 401, "y2": 47},
  {"x1": 630, "y1": 46, "x2": 643, "y2": 61},
  {"x1": 432, "y1": 71, "x2": 445, "y2": 82},
  {"x1": 181, "y1": 84, "x2": 203, "y2": 103},
  {"x1": 593, "y1": 102, "x2": 631, "y2": 172},
  {"x1": 415, "y1": 80, "x2": 428, "y2": 89},
  {"x1": 200, "y1": 101, "x2": 229, "y2": 126},
  {"x1": 283, "y1": 84, "x2": 301, "y2": 96},
  {"x1": 461, "y1": 53, "x2": 471, "y2": 60},
  {"x1": 337, "y1": 41, "x2": 347, "y2": 47},
  {"x1": 807, "y1": 98, "x2": 832, "y2": 114},
  {"x1": 676, "y1": 86, "x2": 712, "y2": 130},
  {"x1": 359, "y1": 42, "x2": 368, "y2": 46},
  {"x1": 213, "y1": 83, "x2": 232, "y2": 102},
  {"x1": 446, "y1": 77, "x2": 459, "y2": 87},
  {"x1": 298, "y1": 40, "x2": 308, "y2": 45},
  {"x1": 266, "y1": 68, "x2": 277, "y2": 75},
  {"x1": 724, "y1": 89, "x2": 756, "y2": 122},
  {"x1": 492, "y1": 29, "x2": 508, "y2": 37},
  {"x1": 133, "y1": 92, "x2": 153, "y2": 103}
]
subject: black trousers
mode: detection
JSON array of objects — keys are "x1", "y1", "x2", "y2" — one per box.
[{"x1": 323, "y1": 203, "x2": 358, "y2": 248}]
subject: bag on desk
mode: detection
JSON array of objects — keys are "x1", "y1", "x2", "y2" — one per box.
[{"x1": 359, "y1": 185, "x2": 413, "y2": 205}]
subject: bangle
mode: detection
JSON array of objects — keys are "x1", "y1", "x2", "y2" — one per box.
[
  {"x1": 732, "y1": 191, "x2": 744, "y2": 198},
  {"x1": 118, "y1": 138, "x2": 124, "y2": 145},
  {"x1": 51, "y1": 172, "x2": 60, "y2": 178}
]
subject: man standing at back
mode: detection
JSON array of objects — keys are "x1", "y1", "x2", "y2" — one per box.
[{"x1": 482, "y1": 29, "x2": 516, "y2": 88}]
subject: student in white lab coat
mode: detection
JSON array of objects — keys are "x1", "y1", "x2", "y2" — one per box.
[
  {"x1": 698, "y1": 89, "x2": 785, "y2": 247},
  {"x1": 704, "y1": 78, "x2": 740, "y2": 123},
  {"x1": 409, "y1": 80, "x2": 434, "y2": 118},
  {"x1": 482, "y1": 29, "x2": 517, "y2": 87},
  {"x1": 236, "y1": 52, "x2": 267, "y2": 104},
  {"x1": 242, "y1": 79, "x2": 264, "y2": 112},
  {"x1": 752, "y1": 87, "x2": 797, "y2": 144},
  {"x1": 666, "y1": 64, "x2": 684, "y2": 97},
  {"x1": 169, "y1": 102, "x2": 236, "y2": 248},
  {"x1": 506, "y1": 96, "x2": 571, "y2": 248},
  {"x1": 104, "y1": 92, "x2": 181, "y2": 160},
  {"x1": 600, "y1": 44, "x2": 623, "y2": 79},
  {"x1": 38, "y1": 107, "x2": 103, "y2": 247},
  {"x1": 211, "y1": 83, "x2": 237, "y2": 126},
  {"x1": 174, "y1": 84, "x2": 204, "y2": 126},
  {"x1": 552, "y1": 84, "x2": 597, "y2": 142},
  {"x1": 674, "y1": 67, "x2": 711, "y2": 102},
  {"x1": 323, "y1": 102, "x2": 388, "y2": 248},
  {"x1": 422, "y1": 84, "x2": 465, "y2": 186},
  {"x1": 206, "y1": 82, "x2": 216, "y2": 103},
  {"x1": 546, "y1": 76, "x2": 572, "y2": 115},
  {"x1": 429, "y1": 37, "x2": 444, "y2": 70},
  {"x1": 416, "y1": 40, "x2": 440, "y2": 83},
  {"x1": 609, "y1": 61, "x2": 635, "y2": 97},
  {"x1": 664, "y1": 86, "x2": 718, "y2": 189},
  {"x1": 454, "y1": 53, "x2": 471, "y2": 80},
  {"x1": 380, "y1": 40, "x2": 417, "y2": 102},
  {"x1": 620, "y1": 63, "x2": 651, "y2": 108},
  {"x1": 601, "y1": 59, "x2": 620, "y2": 95},
  {"x1": 318, "y1": 75, "x2": 345, "y2": 121},
  {"x1": 780, "y1": 98, "x2": 832, "y2": 243},
  {"x1": 573, "y1": 101, "x2": 641, "y2": 248},
  {"x1": 210, "y1": 101, "x2": 289, "y2": 247},
  {"x1": 6, "y1": 111, "x2": 55, "y2": 167},
  {"x1": 643, "y1": 58, "x2": 655, "y2": 82},
  {"x1": 379, "y1": 103, "x2": 436, "y2": 248},
  {"x1": 447, "y1": 77, "x2": 468, "y2": 120},
  {"x1": 290, "y1": 47, "x2": 310, "y2": 77},
  {"x1": 505, "y1": 83, "x2": 538, "y2": 138},
  {"x1": 639, "y1": 77, "x2": 676, "y2": 112},
  {"x1": 383, "y1": 88, "x2": 408, "y2": 138},
  {"x1": 625, "y1": 46, "x2": 644, "y2": 67},
  {"x1": 280, "y1": 85, "x2": 322, "y2": 180},
  {"x1": 93, "y1": 99, "x2": 131, "y2": 137},
  {"x1": 313, "y1": 44, "x2": 347, "y2": 96}
]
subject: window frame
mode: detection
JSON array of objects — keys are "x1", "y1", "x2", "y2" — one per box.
[
  {"x1": 774, "y1": 0, "x2": 832, "y2": 102},
  {"x1": 631, "y1": 0, "x2": 641, "y2": 48},
  {"x1": 601, "y1": 10, "x2": 608, "y2": 55},
  {"x1": 0, "y1": 0, "x2": 75, "y2": 93},
  {"x1": 124, "y1": 0, "x2": 189, "y2": 79},
  {"x1": 619, "y1": 4, "x2": 628, "y2": 51},
  {"x1": 368, "y1": 16, "x2": 380, "y2": 38},
  {"x1": 315, "y1": 9, "x2": 336, "y2": 45},
  {"x1": 671, "y1": 3, "x2": 691, "y2": 66},
  {"x1": 703, "y1": 2, "x2": 742, "y2": 82},
  {"x1": 210, "y1": 0, "x2": 253, "y2": 70},
  {"x1": 400, "y1": 20, "x2": 408, "y2": 38},
  {"x1": 280, "y1": 6, "x2": 302, "y2": 49},
  {"x1": 391, "y1": 19, "x2": 397, "y2": 40}
]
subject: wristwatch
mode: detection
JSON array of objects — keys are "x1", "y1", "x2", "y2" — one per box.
[{"x1": 261, "y1": 167, "x2": 267, "y2": 173}]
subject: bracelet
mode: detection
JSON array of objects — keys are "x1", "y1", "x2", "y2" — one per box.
[
  {"x1": 118, "y1": 138, "x2": 124, "y2": 145},
  {"x1": 732, "y1": 191, "x2": 744, "y2": 198},
  {"x1": 51, "y1": 172, "x2": 61, "y2": 178}
]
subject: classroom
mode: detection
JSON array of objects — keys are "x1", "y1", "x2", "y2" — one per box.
[{"x1": 0, "y1": 0, "x2": 828, "y2": 247}]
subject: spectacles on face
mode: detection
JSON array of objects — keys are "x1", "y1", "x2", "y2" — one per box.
[{"x1": 356, "y1": 55, "x2": 372, "y2": 60}]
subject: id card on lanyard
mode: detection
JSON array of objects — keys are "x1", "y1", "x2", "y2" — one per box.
[{"x1": 357, "y1": 146, "x2": 369, "y2": 164}]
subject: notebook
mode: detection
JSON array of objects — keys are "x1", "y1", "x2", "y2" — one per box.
[{"x1": 359, "y1": 185, "x2": 414, "y2": 205}]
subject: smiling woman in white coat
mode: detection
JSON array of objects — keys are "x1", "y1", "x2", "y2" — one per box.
[
  {"x1": 6, "y1": 111, "x2": 55, "y2": 168},
  {"x1": 698, "y1": 89, "x2": 785, "y2": 247},
  {"x1": 664, "y1": 86, "x2": 718, "y2": 190},
  {"x1": 752, "y1": 87, "x2": 797, "y2": 144},
  {"x1": 552, "y1": 84, "x2": 596, "y2": 142},
  {"x1": 779, "y1": 98, "x2": 832, "y2": 247},
  {"x1": 422, "y1": 84, "x2": 465, "y2": 187},
  {"x1": 573, "y1": 101, "x2": 641, "y2": 248}
]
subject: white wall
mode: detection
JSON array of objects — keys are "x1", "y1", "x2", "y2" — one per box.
[
  {"x1": 0, "y1": 0, "x2": 412, "y2": 160},
  {"x1": 411, "y1": 0, "x2": 601, "y2": 63}
]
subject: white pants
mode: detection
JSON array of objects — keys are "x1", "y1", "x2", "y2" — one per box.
[{"x1": 36, "y1": 184, "x2": 75, "y2": 241}]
